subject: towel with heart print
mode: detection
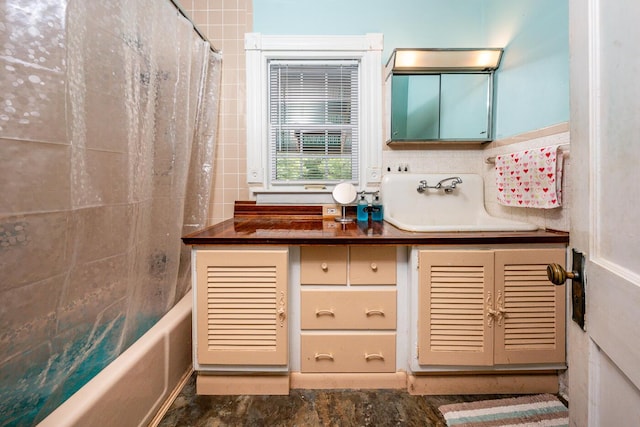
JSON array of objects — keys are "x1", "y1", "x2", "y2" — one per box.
[{"x1": 495, "y1": 145, "x2": 564, "y2": 208}]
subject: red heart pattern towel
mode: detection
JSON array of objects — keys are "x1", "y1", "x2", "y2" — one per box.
[{"x1": 495, "y1": 145, "x2": 564, "y2": 208}]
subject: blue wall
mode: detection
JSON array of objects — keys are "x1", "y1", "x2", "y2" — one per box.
[
  {"x1": 253, "y1": 0, "x2": 569, "y2": 139},
  {"x1": 486, "y1": 0, "x2": 569, "y2": 138}
]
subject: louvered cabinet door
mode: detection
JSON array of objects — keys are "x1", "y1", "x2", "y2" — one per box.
[
  {"x1": 493, "y1": 249, "x2": 566, "y2": 365},
  {"x1": 418, "y1": 250, "x2": 494, "y2": 366},
  {"x1": 195, "y1": 249, "x2": 288, "y2": 366}
]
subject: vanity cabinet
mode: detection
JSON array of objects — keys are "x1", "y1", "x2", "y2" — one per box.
[
  {"x1": 194, "y1": 248, "x2": 289, "y2": 367},
  {"x1": 417, "y1": 248, "x2": 565, "y2": 367},
  {"x1": 187, "y1": 229, "x2": 569, "y2": 395},
  {"x1": 299, "y1": 246, "x2": 397, "y2": 374}
]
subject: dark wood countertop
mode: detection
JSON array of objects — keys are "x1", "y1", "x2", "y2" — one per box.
[{"x1": 182, "y1": 203, "x2": 569, "y2": 246}]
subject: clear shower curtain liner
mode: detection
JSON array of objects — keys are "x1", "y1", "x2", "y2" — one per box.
[{"x1": 0, "y1": 0, "x2": 221, "y2": 424}]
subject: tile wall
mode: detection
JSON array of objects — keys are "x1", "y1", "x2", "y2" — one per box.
[
  {"x1": 482, "y1": 123, "x2": 571, "y2": 232},
  {"x1": 383, "y1": 145, "x2": 485, "y2": 176},
  {"x1": 182, "y1": 0, "x2": 252, "y2": 224},
  {"x1": 383, "y1": 123, "x2": 571, "y2": 232}
]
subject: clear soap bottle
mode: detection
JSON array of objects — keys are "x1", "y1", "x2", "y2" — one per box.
[
  {"x1": 356, "y1": 192, "x2": 369, "y2": 222},
  {"x1": 371, "y1": 192, "x2": 383, "y2": 221}
]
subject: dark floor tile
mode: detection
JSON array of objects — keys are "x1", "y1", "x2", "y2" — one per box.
[{"x1": 158, "y1": 374, "x2": 522, "y2": 427}]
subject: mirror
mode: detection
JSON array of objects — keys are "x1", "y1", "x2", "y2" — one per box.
[
  {"x1": 332, "y1": 182, "x2": 357, "y2": 223},
  {"x1": 391, "y1": 74, "x2": 440, "y2": 140},
  {"x1": 388, "y1": 73, "x2": 492, "y2": 142},
  {"x1": 332, "y1": 182, "x2": 357, "y2": 205}
]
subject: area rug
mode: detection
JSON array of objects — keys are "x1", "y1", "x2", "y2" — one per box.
[{"x1": 438, "y1": 394, "x2": 568, "y2": 426}]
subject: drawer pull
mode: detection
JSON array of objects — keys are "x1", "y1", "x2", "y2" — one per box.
[
  {"x1": 364, "y1": 352, "x2": 385, "y2": 361},
  {"x1": 365, "y1": 309, "x2": 385, "y2": 317},
  {"x1": 314, "y1": 352, "x2": 334, "y2": 361},
  {"x1": 321, "y1": 262, "x2": 328, "y2": 271},
  {"x1": 315, "y1": 309, "x2": 335, "y2": 317},
  {"x1": 370, "y1": 262, "x2": 378, "y2": 271}
]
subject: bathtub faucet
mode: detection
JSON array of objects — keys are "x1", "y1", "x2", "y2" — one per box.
[{"x1": 417, "y1": 177, "x2": 463, "y2": 194}]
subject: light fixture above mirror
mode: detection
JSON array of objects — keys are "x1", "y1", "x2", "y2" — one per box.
[{"x1": 387, "y1": 48, "x2": 503, "y2": 72}]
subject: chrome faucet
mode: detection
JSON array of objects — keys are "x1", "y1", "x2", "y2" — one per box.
[
  {"x1": 436, "y1": 176, "x2": 463, "y2": 193},
  {"x1": 417, "y1": 177, "x2": 463, "y2": 194}
]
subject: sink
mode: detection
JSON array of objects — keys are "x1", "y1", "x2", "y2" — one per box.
[{"x1": 380, "y1": 173, "x2": 538, "y2": 232}]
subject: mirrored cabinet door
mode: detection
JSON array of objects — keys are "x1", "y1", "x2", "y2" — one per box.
[
  {"x1": 391, "y1": 74, "x2": 440, "y2": 140},
  {"x1": 440, "y1": 73, "x2": 490, "y2": 140},
  {"x1": 387, "y1": 72, "x2": 493, "y2": 143}
]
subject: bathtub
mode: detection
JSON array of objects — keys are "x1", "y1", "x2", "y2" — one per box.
[{"x1": 38, "y1": 291, "x2": 193, "y2": 427}]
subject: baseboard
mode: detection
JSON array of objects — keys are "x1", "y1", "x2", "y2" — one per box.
[
  {"x1": 148, "y1": 368, "x2": 194, "y2": 427},
  {"x1": 407, "y1": 372, "x2": 559, "y2": 395},
  {"x1": 290, "y1": 372, "x2": 407, "y2": 389},
  {"x1": 196, "y1": 374, "x2": 290, "y2": 395}
]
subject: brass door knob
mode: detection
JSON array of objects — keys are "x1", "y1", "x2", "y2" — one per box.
[{"x1": 547, "y1": 263, "x2": 580, "y2": 285}]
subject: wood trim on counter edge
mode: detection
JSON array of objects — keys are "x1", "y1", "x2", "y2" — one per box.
[{"x1": 182, "y1": 233, "x2": 569, "y2": 246}]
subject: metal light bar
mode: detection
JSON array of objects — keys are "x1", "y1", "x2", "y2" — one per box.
[{"x1": 388, "y1": 48, "x2": 503, "y2": 72}]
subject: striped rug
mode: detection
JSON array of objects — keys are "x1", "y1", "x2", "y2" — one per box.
[{"x1": 438, "y1": 394, "x2": 568, "y2": 427}]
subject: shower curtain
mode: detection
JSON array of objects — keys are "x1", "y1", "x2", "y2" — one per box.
[{"x1": 0, "y1": 0, "x2": 221, "y2": 425}]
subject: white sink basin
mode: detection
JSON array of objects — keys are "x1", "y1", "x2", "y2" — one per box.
[{"x1": 380, "y1": 173, "x2": 538, "y2": 232}]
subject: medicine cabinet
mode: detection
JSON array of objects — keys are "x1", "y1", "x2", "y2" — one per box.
[{"x1": 385, "y1": 48, "x2": 503, "y2": 144}]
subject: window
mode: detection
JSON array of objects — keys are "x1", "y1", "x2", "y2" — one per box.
[
  {"x1": 246, "y1": 34, "x2": 383, "y2": 202},
  {"x1": 269, "y1": 61, "x2": 359, "y2": 184}
]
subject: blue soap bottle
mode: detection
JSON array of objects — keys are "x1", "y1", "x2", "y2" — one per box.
[
  {"x1": 356, "y1": 192, "x2": 369, "y2": 222},
  {"x1": 371, "y1": 192, "x2": 383, "y2": 221}
]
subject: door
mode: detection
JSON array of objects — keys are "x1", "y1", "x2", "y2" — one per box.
[
  {"x1": 494, "y1": 249, "x2": 565, "y2": 365},
  {"x1": 569, "y1": 1, "x2": 640, "y2": 425},
  {"x1": 418, "y1": 250, "x2": 494, "y2": 366},
  {"x1": 195, "y1": 249, "x2": 288, "y2": 366}
]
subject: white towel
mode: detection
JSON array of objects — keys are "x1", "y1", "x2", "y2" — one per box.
[{"x1": 495, "y1": 145, "x2": 563, "y2": 208}]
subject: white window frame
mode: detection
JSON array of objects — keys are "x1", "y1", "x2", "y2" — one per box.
[{"x1": 245, "y1": 33, "x2": 383, "y2": 203}]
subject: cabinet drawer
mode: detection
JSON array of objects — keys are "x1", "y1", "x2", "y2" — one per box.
[
  {"x1": 300, "y1": 246, "x2": 348, "y2": 285},
  {"x1": 301, "y1": 333, "x2": 396, "y2": 373},
  {"x1": 300, "y1": 290, "x2": 396, "y2": 330},
  {"x1": 349, "y1": 246, "x2": 396, "y2": 285}
]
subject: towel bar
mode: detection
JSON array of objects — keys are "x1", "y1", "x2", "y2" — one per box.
[{"x1": 485, "y1": 144, "x2": 570, "y2": 164}]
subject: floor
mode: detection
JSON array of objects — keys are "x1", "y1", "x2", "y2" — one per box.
[{"x1": 158, "y1": 374, "x2": 525, "y2": 426}]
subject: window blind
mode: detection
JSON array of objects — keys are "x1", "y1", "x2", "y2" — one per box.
[{"x1": 268, "y1": 60, "x2": 360, "y2": 184}]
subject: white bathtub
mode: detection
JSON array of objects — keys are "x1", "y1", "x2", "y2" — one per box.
[
  {"x1": 38, "y1": 291, "x2": 193, "y2": 427},
  {"x1": 381, "y1": 173, "x2": 538, "y2": 232}
]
